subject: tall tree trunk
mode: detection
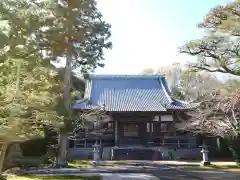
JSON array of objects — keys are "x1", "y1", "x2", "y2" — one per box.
[
  {"x1": 57, "y1": 1, "x2": 73, "y2": 166},
  {"x1": 57, "y1": 133, "x2": 69, "y2": 166},
  {"x1": 57, "y1": 48, "x2": 72, "y2": 166},
  {"x1": 57, "y1": 49, "x2": 72, "y2": 166},
  {"x1": 0, "y1": 143, "x2": 8, "y2": 174}
]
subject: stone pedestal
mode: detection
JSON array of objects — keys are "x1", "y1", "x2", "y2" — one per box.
[{"x1": 201, "y1": 160, "x2": 211, "y2": 166}]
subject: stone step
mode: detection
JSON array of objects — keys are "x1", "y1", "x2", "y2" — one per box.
[{"x1": 111, "y1": 148, "x2": 162, "y2": 160}]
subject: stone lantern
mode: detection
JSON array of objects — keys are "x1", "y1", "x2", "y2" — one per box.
[
  {"x1": 92, "y1": 104, "x2": 105, "y2": 167},
  {"x1": 199, "y1": 144, "x2": 211, "y2": 166},
  {"x1": 92, "y1": 143, "x2": 100, "y2": 166}
]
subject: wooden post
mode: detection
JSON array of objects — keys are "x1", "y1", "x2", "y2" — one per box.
[
  {"x1": 114, "y1": 119, "x2": 118, "y2": 146},
  {"x1": 85, "y1": 127, "x2": 88, "y2": 148},
  {"x1": 151, "y1": 122, "x2": 153, "y2": 136},
  {"x1": 172, "y1": 113, "x2": 176, "y2": 136},
  {"x1": 177, "y1": 139, "x2": 180, "y2": 148},
  {"x1": 216, "y1": 137, "x2": 221, "y2": 150}
]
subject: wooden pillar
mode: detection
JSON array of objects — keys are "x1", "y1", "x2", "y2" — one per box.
[
  {"x1": 114, "y1": 119, "x2": 118, "y2": 146},
  {"x1": 177, "y1": 139, "x2": 180, "y2": 148},
  {"x1": 172, "y1": 113, "x2": 176, "y2": 136},
  {"x1": 216, "y1": 137, "x2": 221, "y2": 150},
  {"x1": 151, "y1": 122, "x2": 153, "y2": 136}
]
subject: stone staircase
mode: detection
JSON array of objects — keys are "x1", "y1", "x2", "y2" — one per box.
[
  {"x1": 111, "y1": 147, "x2": 162, "y2": 160},
  {"x1": 67, "y1": 148, "x2": 93, "y2": 161},
  {"x1": 67, "y1": 146, "x2": 201, "y2": 161},
  {"x1": 169, "y1": 148, "x2": 201, "y2": 160}
]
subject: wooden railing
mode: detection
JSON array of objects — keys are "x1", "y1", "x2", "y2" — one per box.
[
  {"x1": 70, "y1": 130, "x2": 196, "y2": 149},
  {"x1": 71, "y1": 137, "x2": 196, "y2": 149},
  {"x1": 147, "y1": 136, "x2": 196, "y2": 148},
  {"x1": 70, "y1": 128, "x2": 114, "y2": 148},
  {"x1": 72, "y1": 139, "x2": 114, "y2": 148}
]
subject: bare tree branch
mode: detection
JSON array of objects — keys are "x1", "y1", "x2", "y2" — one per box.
[{"x1": 179, "y1": 83, "x2": 240, "y2": 137}]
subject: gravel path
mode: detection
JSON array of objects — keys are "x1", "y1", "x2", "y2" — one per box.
[
  {"x1": 25, "y1": 164, "x2": 204, "y2": 180},
  {"x1": 101, "y1": 173, "x2": 159, "y2": 180},
  {"x1": 151, "y1": 167, "x2": 202, "y2": 180}
]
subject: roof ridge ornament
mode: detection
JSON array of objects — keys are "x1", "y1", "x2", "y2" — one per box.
[
  {"x1": 89, "y1": 74, "x2": 164, "y2": 80},
  {"x1": 102, "y1": 103, "x2": 106, "y2": 111}
]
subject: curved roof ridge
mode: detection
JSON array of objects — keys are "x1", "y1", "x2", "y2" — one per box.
[
  {"x1": 157, "y1": 76, "x2": 173, "y2": 104},
  {"x1": 89, "y1": 74, "x2": 164, "y2": 80}
]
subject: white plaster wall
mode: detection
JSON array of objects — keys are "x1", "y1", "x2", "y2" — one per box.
[{"x1": 161, "y1": 115, "x2": 173, "y2": 122}]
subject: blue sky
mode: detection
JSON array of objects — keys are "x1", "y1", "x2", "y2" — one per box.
[{"x1": 95, "y1": 0, "x2": 231, "y2": 74}]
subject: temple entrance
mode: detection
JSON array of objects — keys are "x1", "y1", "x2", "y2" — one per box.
[{"x1": 118, "y1": 122, "x2": 147, "y2": 146}]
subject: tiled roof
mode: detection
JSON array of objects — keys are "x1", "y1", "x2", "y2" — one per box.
[{"x1": 72, "y1": 74, "x2": 192, "y2": 112}]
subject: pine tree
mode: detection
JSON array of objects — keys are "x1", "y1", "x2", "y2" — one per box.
[
  {"x1": 0, "y1": 56, "x2": 64, "y2": 173},
  {"x1": 37, "y1": 0, "x2": 111, "y2": 165},
  {"x1": 0, "y1": 0, "x2": 112, "y2": 166}
]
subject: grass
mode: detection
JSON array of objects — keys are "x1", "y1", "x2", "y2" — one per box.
[
  {"x1": 68, "y1": 160, "x2": 93, "y2": 168},
  {"x1": 181, "y1": 164, "x2": 240, "y2": 172},
  {"x1": 204, "y1": 164, "x2": 240, "y2": 169},
  {"x1": 7, "y1": 175, "x2": 100, "y2": 180}
]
